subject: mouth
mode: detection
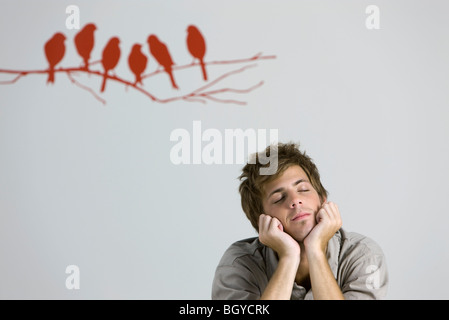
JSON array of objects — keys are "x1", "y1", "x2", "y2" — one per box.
[{"x1": 291, "y1": 212, "x2": 311, "y2": 221}]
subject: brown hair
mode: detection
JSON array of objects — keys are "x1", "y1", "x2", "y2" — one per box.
[{"x1": 238, "y1": 142, "x2": 328, "y2": 231}]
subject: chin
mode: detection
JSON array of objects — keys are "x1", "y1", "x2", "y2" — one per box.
[{"x1": 289, "y1": 224, "x2": 314, "y2": 243}]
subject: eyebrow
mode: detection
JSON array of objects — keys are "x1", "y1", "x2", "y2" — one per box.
[{"x1": 267, "y1": 179, "x2": 307, "y2": 199}]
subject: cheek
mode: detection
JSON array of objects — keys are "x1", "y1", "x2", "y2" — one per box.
[
  {"x1": 262, "y1": 203, "x2": 284, "y2": 220},
  {"x1": 304, "y1": 191, "x2": 323, "y2": 209}
]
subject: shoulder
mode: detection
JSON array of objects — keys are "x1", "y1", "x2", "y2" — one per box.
[
  {"x1": 335, "y1": 229, "x2": 389, "y2": 299},
  {"x1": 338, "y1": 229, "x2": 385, "y2": 258},
  {"x1": 212, "y1": 237, "x2": 272, "y2": 299},
  {"x1": 335, "y1": 229, "x2": 388, "y2": 280},
  {"x1": 216, "y1": 237, "x2": 267, "y2": 267}
]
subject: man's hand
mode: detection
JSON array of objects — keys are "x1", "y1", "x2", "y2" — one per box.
[
  {"x1": 302, "y1": 201, "x2": 344, "y2": 300},
  {"x1": 258, "y1": 214, "x2": 300, "y2": 300},
  {"x1": 258, "y1": 214, "x2": 300, "y2": 260},
  {"x1": 304, "y1": 201, "x2": 342, "y2": 253}
]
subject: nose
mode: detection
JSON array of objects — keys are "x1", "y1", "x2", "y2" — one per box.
[{"x1": 289, "y1": 192, "x2": 303, "y2": 209}]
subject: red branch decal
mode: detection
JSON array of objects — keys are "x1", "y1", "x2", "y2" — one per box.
[{"x1": 0, "y1": 23, "x2": 276, "y2": 105}]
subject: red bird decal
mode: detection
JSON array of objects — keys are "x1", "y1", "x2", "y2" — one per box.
[
  {"x1": 74, "y1": 23, "x2": 97, "y2": 71},
  {"x1": 100, "y1": 37, "x2": 121, "y2": 93},
  {"x1": 186, "y1": 25, "x2": 207, "y2": 81},
  {"x1": 44, "y1": 32, "x2": 66, "y2": 84},
  {"x1": 128, "y1": 44, "x2": 148, "y2": 86},
  {"x1": 147, "y1": 34, "x2": 178, "y2": 89}
]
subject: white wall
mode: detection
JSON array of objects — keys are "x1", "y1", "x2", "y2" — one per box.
[{"x1": 1, "y1": 0, "x2": 449, "y2": 299}]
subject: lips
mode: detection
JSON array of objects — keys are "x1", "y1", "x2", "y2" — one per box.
[{"x1": 291, "y1": 212, "x2": 311, "y2": 221}]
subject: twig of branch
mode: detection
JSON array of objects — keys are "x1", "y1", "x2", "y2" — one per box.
[
  {"x1": 0, "y1": 53, "x2": 276, "y2": 105},
  {"x1": 158, "y1": 64, "x2": 262, "y2": 105},
  {"x1": 66, "y1": 72, "x2": 106, "y2": 105},
  {"x1": 141, "y1": 52, "x2": 276, "y2": 80}
]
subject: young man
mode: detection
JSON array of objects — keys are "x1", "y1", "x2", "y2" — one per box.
[{"x1": 212, "y1": 142, "x2": 388, "y2": 300}]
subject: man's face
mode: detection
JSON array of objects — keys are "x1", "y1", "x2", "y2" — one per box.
[{"x1": 262, "y1": 165, "x2": 324, "y2": 242}]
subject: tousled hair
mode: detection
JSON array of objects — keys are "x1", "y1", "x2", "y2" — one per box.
[{"x1": 238, "y1": 142, "x2": 328, "y2": 232}]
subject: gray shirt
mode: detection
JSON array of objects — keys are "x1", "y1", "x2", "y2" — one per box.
[{"x1": 212, "y1": 228, "x2": 388, "y2": 300}]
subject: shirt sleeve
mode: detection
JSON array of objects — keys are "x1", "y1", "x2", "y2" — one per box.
[{"x1": 339, "y1": 239, "x2": 389, "y2": 300}]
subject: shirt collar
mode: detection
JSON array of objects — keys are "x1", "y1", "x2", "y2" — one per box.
[{"x1": 263, "y1": 229, "x2": 343, "y2": 298}]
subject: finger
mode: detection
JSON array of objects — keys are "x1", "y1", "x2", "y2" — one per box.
[
  {"x1": 328, "y1": 202, "x2": 341, "y2": 219},
  {"x1": 316, "y1": 203, "x2": 335, "y2": 225},
  {"x1": 323, "y1": 202, "x2": 342, "y2": 228},
  {"x1": 330, "y1": 203, "x2": 342, "y2": 227},
  {"x1": 258, "y1": 214, "x2": 272, "y2": 244},
  {"x1": 258, "y1": 214, "x2": 267, "y2": 230},
  {"x1": 316, "y1": 207, "x2": 327, "y2": 223},
  {"x1": 278, "y1": 221, "x2": 284, "y2": 232},
  {"x1": 259, "y1": 214, "x2": 272, "y2": 232},
  {"x1": 324, "y1": 202, "x2": 337, "y2": 218},
  {"x1": 324, "y1": 202, "x2": 336, "y2": 219},
  {"x1": 269, "y1": 217, "x2": 284, "y2": 232}
]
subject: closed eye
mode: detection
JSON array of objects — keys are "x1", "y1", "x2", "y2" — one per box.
[{"x1": 274, "y1": 196, "x2": 285, "y2": 204}]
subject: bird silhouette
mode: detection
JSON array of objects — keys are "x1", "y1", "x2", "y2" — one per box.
[
  {"x1": 128, "y1": 44, "x2": 147, "y2": 86},
  {"x1": 186, "y1": 25, "x2": 207, "y2": 81},
  {"x1": 100, "y1": 37, "x2": 120, "y2": 93},
  {"x1": 74, "y1": 23, "x2": 97, "y2": 70},
  {"x1": 147, "y1": 35, "x2": 178, "y2": 89},
  {"x1": 44, "y1": 32, "x2": 66, "y2": 84}
]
